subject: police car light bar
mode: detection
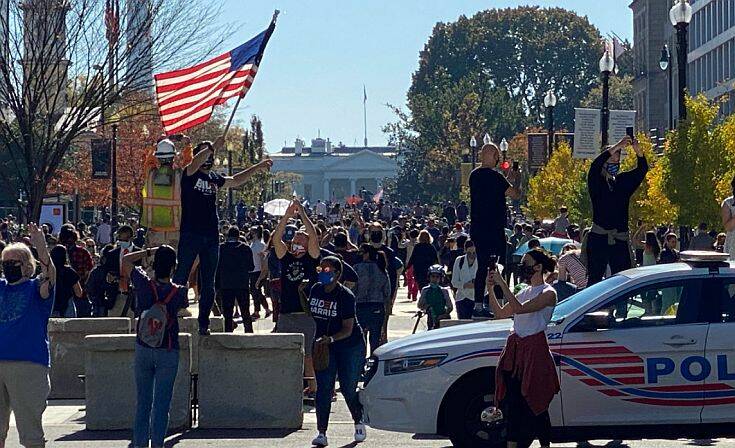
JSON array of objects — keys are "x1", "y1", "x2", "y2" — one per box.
[{"x1": 680, "y1": 251, "x2": 730, "y2": 263}]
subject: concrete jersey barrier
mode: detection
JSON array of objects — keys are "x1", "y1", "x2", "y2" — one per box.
[
  {"x1": 84, "y1": 334, "x2": 191, "y2": 431},
  {"x1": 48, "y1": 318, "x2": 132, "y2": 399},
  {"x1": 197, "y1": 333, "x2": 304, "y2": 429}
]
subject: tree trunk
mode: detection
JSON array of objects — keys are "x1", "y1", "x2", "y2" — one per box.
[{"x1": 26, "y1": 185, "x2": 45, "y2": 224}]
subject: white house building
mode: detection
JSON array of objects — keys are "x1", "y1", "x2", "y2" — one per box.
[{"x1": 270, "y1": 137, "x2": 398, "y2": 202}]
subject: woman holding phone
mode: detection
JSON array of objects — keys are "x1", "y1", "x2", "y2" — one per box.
[{"x1": 487, "y1": 248, "x2": 560, "y2": 448}]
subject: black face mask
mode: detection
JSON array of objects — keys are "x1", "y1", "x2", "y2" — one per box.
[
  {"x1": 2, "y1": 262, "x2": 24, "y2": 283},
  {"x1": 520, "y1": 264, "x2": 537, "y2": 282},
  {"x1": 370, "y1": 232, "x2": 383, "y2": 244},
  {"x1": 201, "y1": 158, "x2": 214, "y2": 170}
]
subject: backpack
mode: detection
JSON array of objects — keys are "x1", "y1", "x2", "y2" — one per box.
[
  {"x1": 425, "y1": 286, "x2": 447, "y2": 319},
  {"x1": 137, "y1": 281, "x2": 179, "y2": 349}
]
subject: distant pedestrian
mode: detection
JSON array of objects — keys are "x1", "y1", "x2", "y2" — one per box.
[
  {"x1": 216, "y1": 226, "x2": 255, "y2": 332},
  {"x1": 418, "y1": 265, "x2": 453, "y2": 330},
  {"x1": 659, "y1": 233, "x2": 681, "y2": 264},
  {"x1": 406, "y1": 230, "x2": 438, "y2": 291},
  {"x1": 451, "y1": 240, "x2": 478, "y2": 319},
  {"x1": 721, "y1": 176, "x2": 735, "y2": 260},
  {"x1": 689, "y1": 222, "x2": 715, "y2": 251},
  {"x1": 50, "y1": 245, "x2": 83, "y2": 318},
  {"x1": 353, "y1": 244, "x2": 391, "y2": 356}
]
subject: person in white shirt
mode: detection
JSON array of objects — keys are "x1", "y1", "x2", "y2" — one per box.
[
  {"x1": 96, "y1": 219, "x2": 112, "y2": 246},
  {"x1": 451, "y1": 240, "x2": 478, "y2": 319},
  {"x1": 249, "y1": 226, "x2": 271, "y2": 319},
  {"x1": 315, "y1": 200, "x2": 328, "y2": 218}
]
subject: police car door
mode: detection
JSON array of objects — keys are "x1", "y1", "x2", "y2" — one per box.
[
  {"x1": 701, "y1": 277, "x2": 735, "y2": 423},
  {"x1": 559, "y1": 278, "x2": 707, "y2": 426}
]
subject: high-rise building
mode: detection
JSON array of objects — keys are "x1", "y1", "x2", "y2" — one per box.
[
  {"x1": 126, "y1": 0, "x2": 153, "y2": 92},
  {"x1": 0, "y1": 0, "x2": 8, "y2": 66},
  {"x1": 630, "y1": 0, "x2": 671, "y2": 134},
  {"x1": 687, "y1": 0, "x2": 735, "y2": 116}
]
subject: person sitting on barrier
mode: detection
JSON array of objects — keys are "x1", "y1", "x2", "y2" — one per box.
[
  {"x1": 417, "y1": 264, "x2": 453, "y2": 330},
  {"x1": 122, "y1": 245, "x2": 187, "y2": 448},
  {"x1": 0, "y1": 223, "x2": 55, "y2": 448},
  {"x1": 309, "y1": 256, "x2": 367, "y2": 447}
]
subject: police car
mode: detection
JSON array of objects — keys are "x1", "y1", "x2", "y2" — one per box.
[{"x1": 360, "y1": 253, "x2": 735, "y2": 447}]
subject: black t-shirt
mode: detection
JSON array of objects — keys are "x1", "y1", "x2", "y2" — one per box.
[
  {"x1": 279, "y1": 252, "x2": 319, "y2": 314},
  {"x1": 309, "y1": 283, "x2": 362, "y2": 345},
  {"x1": 469, "y1": 168, "x2": 511, "y2": 236},
  {"x1": 180, "y1": 170, "x2": 226, "y2": 236},
  {"x1": 53, "y1": 266, "x2": 80, "y2": 313},
  {"x1": 588, "y1": 151, "x2": 648, "y2": 233}
]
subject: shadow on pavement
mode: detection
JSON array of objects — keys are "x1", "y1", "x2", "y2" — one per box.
[{"x1": 55, "y1": 428, "x2": 301, "y2": 446}]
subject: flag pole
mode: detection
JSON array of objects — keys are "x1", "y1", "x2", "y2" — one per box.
[{"x1": 222, "y1": 9, "x2": 280, "y2": 140}]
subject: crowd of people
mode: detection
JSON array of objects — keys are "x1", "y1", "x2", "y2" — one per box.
[{"x1": 4, "y1": 135, "x2": 735, "y2": 447}]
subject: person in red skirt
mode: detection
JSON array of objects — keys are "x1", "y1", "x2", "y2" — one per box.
[{"x1": 487, "y1": 248, "x2": 560, "y2": 448}]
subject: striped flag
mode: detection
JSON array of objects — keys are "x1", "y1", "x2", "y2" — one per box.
[{"x1": 154, "y1": 21, "x2": 276, "y2": 135}]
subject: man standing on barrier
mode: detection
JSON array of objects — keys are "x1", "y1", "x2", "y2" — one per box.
[
  {"x1": 172, "y1": 137, "x2": 272, "y2": 335},
  {"x1": 586, "y1": 135, "x2": 647, "y2": 286},
  {"x1": 468, "y1": 142, "x2": 521, "y2": 318}
]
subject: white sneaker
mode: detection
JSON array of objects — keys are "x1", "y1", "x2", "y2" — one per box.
[
  {"x1": 354, "y1": 423, "x2": 367, "y2": 442},
  {"x1": 312, "y1": 433, "x2": 328, "y2": 447}
]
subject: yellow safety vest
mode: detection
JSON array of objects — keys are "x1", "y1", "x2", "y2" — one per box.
[{"x1": 141, "y1": 166, "x2": 181, "y2": 232}]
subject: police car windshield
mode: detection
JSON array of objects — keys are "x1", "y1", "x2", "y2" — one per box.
[{"x1": 550, "y1": 275, "x2": 628, "y2": 324}]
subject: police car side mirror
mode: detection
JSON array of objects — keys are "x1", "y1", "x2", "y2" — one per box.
[{"x1": 571, "y1": 312, "x2": 611, "y2": 332}]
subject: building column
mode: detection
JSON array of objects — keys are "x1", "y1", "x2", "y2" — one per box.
[
  {"x1": 350, "y1": 179, "x2": 357, "y2": 196},
  {"x1": 323, "y1": 178, "x2": 330, "y2": 201}
]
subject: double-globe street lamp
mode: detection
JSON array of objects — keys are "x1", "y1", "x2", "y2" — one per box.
[
  {"x1": 468, "y1": 133, "x2": 492, "y2": 169},
  {"x1": 659, "y1": 45, "x2": 674, "y2": 130},
  {"x1": 544, "y1": 90, "x2": 557, "y2": 157},
  {"x1": 670, "y1": 0, "x2": 692, "y2": 122},
  {"x1": 599, "y1": 48, "x2": 615, "y2": 148}
]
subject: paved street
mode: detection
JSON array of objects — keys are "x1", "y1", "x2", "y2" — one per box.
[{"x1": 6, "y1": 288, "x2": 735, "y2": 447}]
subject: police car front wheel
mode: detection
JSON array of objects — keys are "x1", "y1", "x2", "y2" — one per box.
[{"x1": 442, "y1": 373, "x2": 505, "y2": 448}]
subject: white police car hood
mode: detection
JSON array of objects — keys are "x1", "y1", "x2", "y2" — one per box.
[{"x1": 374, "y1": 320, "x2": 514, "y2": 360}]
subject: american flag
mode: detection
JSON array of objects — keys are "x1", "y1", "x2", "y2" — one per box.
[{"x1": 154, "y1": 21, "x2": 276, "y2": 136}]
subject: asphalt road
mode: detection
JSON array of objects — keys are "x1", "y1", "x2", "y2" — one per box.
[{"x1": 7, "y1": 289, "x2": 735, "y2": 447}]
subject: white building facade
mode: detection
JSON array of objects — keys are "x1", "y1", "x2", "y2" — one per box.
[{"x1": 270, "y1": 137, "x2": 398, "y2": 203}]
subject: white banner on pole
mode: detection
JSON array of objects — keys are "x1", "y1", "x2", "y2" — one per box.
[
  {"x1": 573, "y1": 108, "x2": 601, "y2": 159},
  {"x1": 609, "y1": 109, "x2": 637, "y2": 146}
]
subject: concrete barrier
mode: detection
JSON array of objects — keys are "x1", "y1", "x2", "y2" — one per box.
[
  {"x1": 48, "y1": 318, "x2": 132, "y2": 399},
  {"x1": 177, "y1": 316, "x2": 224, "y2": 374},
  {"x1": 198, "y1": 334, "x2": 304, "y2": 429},
  {"x1": 84, "y1": 334, "x2": 191, "y2": 431},
  {"x1": 438, "y1": 319, "x2": 476, "y2": 328}
]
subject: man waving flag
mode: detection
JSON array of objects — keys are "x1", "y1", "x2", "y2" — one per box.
[{"x1": 154, "y1": 14, "x2": 277, "y2": 135}]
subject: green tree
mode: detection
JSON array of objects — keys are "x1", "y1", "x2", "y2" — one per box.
[
  {"x1": 410, "y1": 6, "x2": 603, "y2": 128},
  {"x1": 663, "y1": 95, "x2": 730, "y2": 228},
  {"x1": 580, "y1": 75, "x2": 635, "y2": 111}
]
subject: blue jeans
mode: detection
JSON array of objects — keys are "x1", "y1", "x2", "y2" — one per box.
[
  {"x1": 315, "y1": 338, "x2": 366, "y2": 432},
  {"x1": 356, "y1": 303, "x2": 385, "y2": 356},
  {"x1": 133, "y1": 345, "x2": 179, "y2": 448},
  {"x1": 173, "y1": 231, "x2": 220, "y2": 331}
]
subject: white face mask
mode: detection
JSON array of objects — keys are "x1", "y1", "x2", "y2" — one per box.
[{"x1": 117, "y1": 241, "x2": 132, "y2": 250}]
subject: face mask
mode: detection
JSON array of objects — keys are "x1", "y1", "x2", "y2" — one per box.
[
  {"x1": 2, "y1": 262, "x2": 24, "y2": 284},
  {"x1": 318, "y1": 271, "x2": 335, "y2": 285},
  {"x1": 117, "y1": 241, "x2": 131, "y2": 250},
  {"x1": 370, "y1": 232, "x2": 383, "y2": 244},
  {"x1": 520, "y1": 264, "x2": 537, "y2": 282},
  {"x1": 201, "y1": 155, "x2": 214, "y2": 170},
  {"x1": 466, "y1": 252, "x2": 476, "y2": 261},
  {"x1": 291, "y1": 243, "x2": 306, "y2": 256},
  {"x1": 605, "y1": 163, "x2": 620, "y2": 177}
]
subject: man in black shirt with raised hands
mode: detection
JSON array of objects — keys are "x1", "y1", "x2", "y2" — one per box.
[
  {"x1": 469, "y1": 143, "x2": 521, "y2": 317},
  {"x1": 173, "y1": 137, "x2": 272, "y2": 335},
  {"x1": 586, "y1": 135, "x2": 648, "y2": 286}
]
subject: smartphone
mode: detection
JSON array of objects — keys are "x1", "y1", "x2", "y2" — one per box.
[
  {"x1": 488, "y1": 255, "x2": 499, "y2": 272},
  {"x1": 626, "y1": 126, "x2": 635, "y2": 140},
  {"x1": 513, "y1": 161, "x2": 519, "y2": 171}
]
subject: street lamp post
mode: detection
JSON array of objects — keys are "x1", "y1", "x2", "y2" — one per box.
[
  {"x1": 544, "y1": 90, "x2": 557, "y2": 157},
  {"x1": 659, "y1": 45, "x2": 673, "y2": 130},
  {"x1": 499, "y1": 138, "x2": 509, "y2": 167},
  {"x1": 670, "y1": 0, "x2": 692, "y2": 122},
  {"x1": 111, "y1": 123, "x2": 118, "y2": 234},
  {"x1": 469, "y1": 136, "x2": 477, "y2": 168},
  {"x1": 599, "y1": 49, "x2": 615, "y2": 148}
]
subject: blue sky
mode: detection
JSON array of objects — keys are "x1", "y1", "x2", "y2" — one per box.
[{"x1": 216, "y1": 1, "x2": 633, "y2": 153}]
